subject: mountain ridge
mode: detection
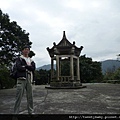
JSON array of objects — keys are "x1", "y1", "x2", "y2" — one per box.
[
  {"x1": 37, "y1": 59, "x2": 120, "y2": 74},
  {"x1": 101, "y1": 59, "x2": 120, "y2": 74}
]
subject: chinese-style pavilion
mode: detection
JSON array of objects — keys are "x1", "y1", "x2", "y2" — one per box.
[{"x1": 46, "y1": 31, "x2": 84, "y2": 88}]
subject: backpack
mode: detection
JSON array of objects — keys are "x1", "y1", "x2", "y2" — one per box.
[{"x1": 10, "y1": 57, "x2": 21, "y2": 80}]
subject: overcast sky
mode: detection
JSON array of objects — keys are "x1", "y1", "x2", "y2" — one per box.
[{"x1": 0, "y1": 0, "x2": 120, "y2": 67}]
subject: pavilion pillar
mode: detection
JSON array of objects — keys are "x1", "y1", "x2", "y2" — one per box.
[
  {"x1": 56, "y1": 55, "x2": 60, "y2": 81},
  {"x1": 77, "y1": 57, "x2": 80, "y2": 80},
  {"x1": 70, "y1": 55, "x2": 74, "y2": 80},
  {"x1": 51, "y1": 58, "x2": 54, "y2": 80},
  {"x1": 59, "y1": 57, "x2": 61, "y2": 77}
]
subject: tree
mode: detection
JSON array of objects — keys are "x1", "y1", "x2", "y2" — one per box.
[
  {"x1": 80, "y1": 55, "x2": 103, "y2": 83},
  {"x1": 0, "y1": 9, "x2": 35, "y2": 89},
  {"x1": 35, "y1": 69, "x2": 50, "y2": 85},
  {"x1": 0, "y1": 64, "x2": 15, "y2": 89},
  {"x1": 113, "y1": 68, "x2": 120, "y2": 80},
  {"x1": 103, "y1": 68, "x2": 120, "y2": 82},
  {"x1": 0, "y1": 9, "x2": 32, "y2": 66},
  {"x1": 29, "y1": 51, "x2": 35, "y2": 58},
  {"x1": 61, "y1": 59, "x2": 70, "y2": 76}
]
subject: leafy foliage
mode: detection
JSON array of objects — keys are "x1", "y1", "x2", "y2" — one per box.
[
  {"x1": 80, "y1": 55, "x2": 103, "y2": 83},
  {"x1": 29, "y1": 51, "x2": 35, "y2": 58},
  {"x1": 0, "y1": 9, "x2": 36, "y2": 89},
  {"x1": 0, "y1": 9, "x2": 32, "y2": 66},
  {"x1": 61, "y1": 59, "x2": 70, "y2": 76},
  {"x1": 0, "y1": 65, "x2": 16, "y2": 89},
  {"x1": 113, "y1": 68, "x2": 120, "y2": 80},
  {"x1": 35, "y1": 69, "x2": 50, "y2": 85},
  {"x1": 103, "y1": 68, "x2": 120, "y2": 82}
]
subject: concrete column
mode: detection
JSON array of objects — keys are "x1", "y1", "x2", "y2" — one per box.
[
  {"x1": 51, "y1": 58, "x2": 54, "y2": 80},
  {"x1": 70, "y1": 55, "x2": 74, "y2": 80},
  {"x1": 59, "y1": 57, "x2": 61, "y2": 77},
  {"x1": 77, "y1": 57, "x2": 80, "y2": 80},
  {"x1": 56, "y1": 55, "x2": 60, "y2": 81}
]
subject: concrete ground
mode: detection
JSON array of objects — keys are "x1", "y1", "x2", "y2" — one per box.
[{"x1": 0, "y1": 83, "x2": 120, "y2": 114}]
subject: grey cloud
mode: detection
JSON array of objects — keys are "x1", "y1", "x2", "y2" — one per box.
[{"x1": 0, "y1": 0, "x2": 120, "y2": 67}]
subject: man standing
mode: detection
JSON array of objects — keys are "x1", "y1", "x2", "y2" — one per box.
[{"x1": 14, "y1": 45, "x2": 36, "y2": 114}]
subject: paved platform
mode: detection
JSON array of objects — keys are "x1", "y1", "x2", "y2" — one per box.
[{"x1": 0, "y1": 83, "x2": 120, "y2": 114}]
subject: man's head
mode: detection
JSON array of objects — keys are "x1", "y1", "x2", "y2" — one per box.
[{"x1": 22, "y1": 45, "x2": 30, "y2": 56}]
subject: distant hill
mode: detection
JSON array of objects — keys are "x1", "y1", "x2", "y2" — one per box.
[
  {"x1": 101, "y1": 60, "x2": 120, "y2": 74},
  {"x1": 36, "y1": 64, "x2": 56, "y2": 71},
  {"x1": 37, "y1": 60, "x2": 120, "y2": 74}
]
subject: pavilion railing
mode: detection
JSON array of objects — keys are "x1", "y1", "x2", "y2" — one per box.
[{"x1": 59, "y1": 76, "x2": 78, "y2": 82}]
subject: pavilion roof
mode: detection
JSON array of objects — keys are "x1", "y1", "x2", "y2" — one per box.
[{"x1": 47, "y1": 31, "x2": 83, "y2": 57}]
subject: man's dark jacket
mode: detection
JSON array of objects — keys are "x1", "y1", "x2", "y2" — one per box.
[{"x1": 16, "y1": 57, "x2": 36, "y2": 79}]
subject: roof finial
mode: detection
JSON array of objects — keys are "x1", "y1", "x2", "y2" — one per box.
[{"x1": 63, "y1": 31, "x2": 66, "y2": 39}]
